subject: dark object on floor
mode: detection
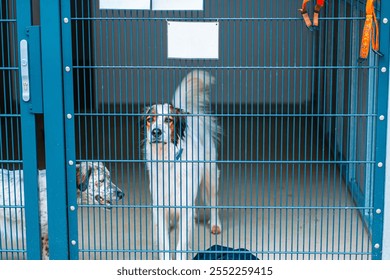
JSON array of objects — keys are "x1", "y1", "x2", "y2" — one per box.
[{"x1": 193, "y1": 245, "x2": 259, "y2": 260}]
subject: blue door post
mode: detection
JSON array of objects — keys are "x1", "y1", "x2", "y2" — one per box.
[{"x1": 40, "y1": 0, "x2": 69, "y2": 259}]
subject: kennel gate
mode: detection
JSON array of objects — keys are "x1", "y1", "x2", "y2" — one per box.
[
  {"x1": 1, "y1": 0, "x2": 44, "y2": 259},
  {"x1": 1, "y1": 0, "x2": 389, "y2": 260}
]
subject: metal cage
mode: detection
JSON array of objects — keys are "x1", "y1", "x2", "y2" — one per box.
[{"x1": 1, "y1": 0, "x2": 389, "y2": 260}]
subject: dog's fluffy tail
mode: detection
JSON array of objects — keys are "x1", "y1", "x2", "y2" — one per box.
[
  {"x1": 172, "y1": 70, "x2": 220, "y2": 146},
  {"x1": 172, "y1": 70, "x2": 215, "y2": 114}
]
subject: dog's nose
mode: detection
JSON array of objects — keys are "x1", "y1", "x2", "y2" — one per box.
[
  {"x1": 116, "y1": 190, "x2": 124, "y2": 200},
  {"x1": 151, "y1": 128, "x2": 162, "y2": 138}
]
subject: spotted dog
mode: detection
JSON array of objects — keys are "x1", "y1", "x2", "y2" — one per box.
[{"x1": 0, "y1": 162, "x2": 124, "y2": 259}]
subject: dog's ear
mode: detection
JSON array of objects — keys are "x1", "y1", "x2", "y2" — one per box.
[
  {"x1": 140, "y1": 107, "x2": 148, "y2": 129},
  {"x1": 76, "y1": 163, "x2": 91, "y2": 192},
  {"x1": 140, "y1": 106, "x2": 153, "y2": 131},
  {"x1": 174, "y1": 108, "x2": 187, "y2": 144}
]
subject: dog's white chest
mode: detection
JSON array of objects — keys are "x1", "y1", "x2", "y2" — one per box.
[{"x1": 145, "y1": 143, "x2": 193, "y2": 204}]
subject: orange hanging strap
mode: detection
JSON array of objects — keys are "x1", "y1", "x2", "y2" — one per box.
[
  {"x1": 313, "y1": 0, "x2": 324, "y2": 28},
  {"x1": 359, "y1": 0, "x2": 382, "y2": 61},
  {"x1": 300, "y1": 0, "x2": 313, "y2": 29},
  {"x1": 371, "y1": 7, "x2": 381, "y2": 54},
  {"x1": 299, "y1": 0, "x2": 324, "y2": 31}
]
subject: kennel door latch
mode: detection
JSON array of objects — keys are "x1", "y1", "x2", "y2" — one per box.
[{"x1": 20, "y1": 39, "x2": 30, "y2": 102}]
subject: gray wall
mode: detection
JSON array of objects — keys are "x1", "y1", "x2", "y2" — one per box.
[{"x1": 75, "y1": 0, "x2": 316, "y2": 107}]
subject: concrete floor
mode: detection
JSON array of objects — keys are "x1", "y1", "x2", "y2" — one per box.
[
  {"x1": 75, "y1": 116, "x2": 371, "y2": 260},
  {"x1": 77, "y1": 166, "x2": 370, "y2": 260}
]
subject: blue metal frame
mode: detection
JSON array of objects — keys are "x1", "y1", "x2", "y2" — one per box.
[
  {"x1": 40, "y1": 0, "x2": 69, "y2": 259},
  {"x1": 16, "y1": 0, "x2": 41, "y2": 260},
  {"x1": 371, "y1": 0, "x2": 390, "y2": 260},
  {"x1": 61, "y1": 0, "x2": 79, "y2": 260},
  {"x1": 321, "y1": 2, "x2": 388, "y2": 260}
]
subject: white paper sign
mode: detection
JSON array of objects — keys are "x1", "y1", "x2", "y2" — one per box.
[
  {"x1": 100, "y1": 0, "x2": 150, "y2": 10},
  {"x1": 153, "y1": 0, "x2": 203, "y2": 10},
  {"x1": 167, "y1": 21, "x2": 219, "y2": 59}
]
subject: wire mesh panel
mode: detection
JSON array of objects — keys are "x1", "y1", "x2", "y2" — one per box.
[
  {"x1": 65, "y1": 0, "x2": 383, "y2": 259},
  {"x1": 0, "y1": 0, "x2": 25, "y2": 259}
]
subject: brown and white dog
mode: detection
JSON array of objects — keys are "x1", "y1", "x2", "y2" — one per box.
[
  {"x1": 143, "y1": 70, "x2": 221, "y2": 260},
  {"x1": 0, "y1": 162, "x2": 124, "y2": 259}
]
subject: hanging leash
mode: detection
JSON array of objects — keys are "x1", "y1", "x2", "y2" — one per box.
[
  {"x1": 299, "y1": 0, "x2": 325, "y2": 31},
  {"x1": 359, "y1": 0, "x2": 382, "y2": 62}
]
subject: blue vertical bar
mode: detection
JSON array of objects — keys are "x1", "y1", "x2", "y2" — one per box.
[
  {"x1": 61, "y1": 0, "x2": 78, "y2": 260},
  {"x1": 40, "y1": 0, "x2": 69, "y2": 259},
  {"x1": 372, "y1": 1, "x2": 390, "y2": 260},
  {"x1": 16, "y1": 0, "x2": 41, "y2": 260}
]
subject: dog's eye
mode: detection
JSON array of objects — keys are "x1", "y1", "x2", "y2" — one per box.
[{"x1": 165, "y1": 117, "x2": 174, "y2": 123}]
